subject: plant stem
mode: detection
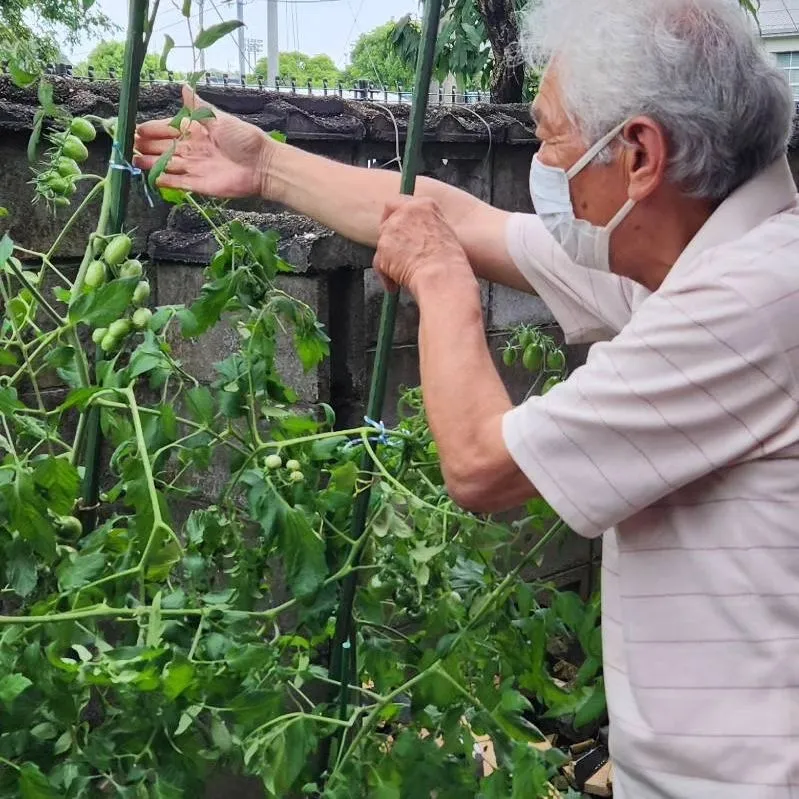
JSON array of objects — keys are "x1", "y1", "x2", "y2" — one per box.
[{"x1": 46, "y1": 179, "x2": 106, "y2": 261}]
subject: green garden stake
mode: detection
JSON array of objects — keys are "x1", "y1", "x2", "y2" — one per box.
[
  {"x1": 325, "y1": 0, "x2": 444, "y2": 760},
  {"x1": 80, "y1": 0, "x2": 149, "y2": 534}
]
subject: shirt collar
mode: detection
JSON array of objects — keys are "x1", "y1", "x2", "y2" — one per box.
[{"x1": 672, "y1": 154, "x2": 798, "y2": 272}]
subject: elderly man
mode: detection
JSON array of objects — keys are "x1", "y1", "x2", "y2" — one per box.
[{"x1": 135, "y1": 0, "x2": 799, "y2": 794}]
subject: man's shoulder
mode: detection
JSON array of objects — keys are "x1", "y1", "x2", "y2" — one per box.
[{"x1": 667, "y1": 205, "x2": 799, "y2": 308}]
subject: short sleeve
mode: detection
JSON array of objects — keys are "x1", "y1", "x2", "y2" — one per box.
[
  {"x1": 502, "y1": 273, "x2": 796, "y2": 538},
  {"x1": 505, "y1": 213, "x2": 650, "y2": 344}
]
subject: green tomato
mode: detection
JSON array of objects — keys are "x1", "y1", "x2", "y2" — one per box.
[
  {"x1": 62, "y1": 135, "x2": 89, "y2": 163},
  {"x1": 91, "y1": 327, "x2": 108, "y2": 345},
  {"x1": 132, "y1": 280, "x2": 150, "y2": 307},
  {"x1": 132, "y1": 307, "x2": 152, "y2": 330},
  {"x1": 45, "y1": 175, "x2": 70, "y2": 195},
  {"x1": 502, "y1": 346, "x2": 518, "y2": 367},
  {"x1": 264, "y1": 454, "x2": 282, "y2": 470},
  {"x1": 120, "y1": 259, "x2": 143, "y2": 279},
  {"x1": 56, "y1": 515, "x2": 83, "y2": 538},
  {"x1": 52, "y1": 196, "x2": 71, "y2": 208},
  {"x1": 100, "y1": 332, "x2": 119, "y2": 353},
  {"x1": 108, "y1": 319, "x2": 131, "y2": 339},
  {"x1": 546, "y1": 349, "x2": 566, "y2": 371},
  {"x1": 285, "y1": 459, "x2": 301, "y2": 472},
  {"x1": 69, "y1": 117, "x2": 97, "y2": 143},
  {"x1": 84, "y1": 260, "x2": 106, "y2": 289},
  {"x1": 522, "y1": 343, "x2": 544, "y2": 372},
  {"x1": 56, "y1": 157, "x2": 82, "y2": 178},
  {"x1": 289, "y1": 471, "x2": 304, "y2": 483},
  {"x1": 103, "y1": 234, "x2": 132, "y2": 266},
  {"x1": 449, "y1": 590, "x2": 463, "y2": 604},
  {"x1": 518, "y1": 328, "x2": 534, "y2": 348},
  {"x1": 541, "y1": 376, "x2": 561, "y2": 394}
]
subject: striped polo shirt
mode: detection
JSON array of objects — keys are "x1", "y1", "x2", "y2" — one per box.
[{"x1": 502, "y1": 155, "x2": 799, "y2": 798}]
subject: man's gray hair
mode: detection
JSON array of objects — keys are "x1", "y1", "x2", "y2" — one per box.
[{"x1": 521, "y1": 0, "x2": 795, "y2": 200}]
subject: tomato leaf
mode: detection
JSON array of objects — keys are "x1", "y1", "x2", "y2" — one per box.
[
  {"x1": 163, "y1": 659, "x2": 195, "y2": 700},
  {"x1": 0, "y1": 673, "x2": 32, "y2": 705},
  {"x1": 0, "y1": 386, "x2": 24, "y2": 414},
  {"x1": 190, "y1": 107, "x2": 215, "y2": 123},
  {"x1": 280, "y1": 507, "x2": 327, "y2": 600},
  {"x1": 160, "y1": 34, "x2": 176, "y2": 71},
  {"x1": 56, "y1": 552, "x2": 106, "y2": 591},
  {"x1": 194, "y1": 20, "x2": 245, "y2": 50},
  {"x1": 185, "y1": 386, "x2": 215, "y2": 425},
  {"x1": 69, "y1": 277, "x2": 138, "y2": 327},
  {"x1": 147, "y1": 141, "x2": 176, "y2": 192},
  {"x1": 9, "y1": 61, "x2": 38, "y2": 88},
  {"x1": 6, "y1": 539, "x2": 37, "y2": 598},
  {"x1": 181, "y1": 0, "x2": 192, "y2": 17},
  {"x1": 33, "y1": 457, "x2": 80, "y2": 515},
  {"x1": 573, "y1": 679, "x2": 606, "y2": 729},
  {"x1": 18, "y1": 762, "x2": 59, "y2": 799}
]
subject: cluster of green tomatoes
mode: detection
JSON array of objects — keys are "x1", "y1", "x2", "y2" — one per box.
[
  {"x1": 33, "y1": 116, "x2": 97, "y2": 208},
  {"x1": 502, "y1": 325, "x2": 567, "y2": 394},
  {"x1": 263, "y1": 454, "x2": 305, "y2": 484},
  {"x1": 86, "y1": 233, "x2": 153, "y2": 352}
]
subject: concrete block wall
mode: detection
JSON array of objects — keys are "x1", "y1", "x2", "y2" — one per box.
[{"x1": 8, "y1": 80, "x2": 798, "y2": 591}]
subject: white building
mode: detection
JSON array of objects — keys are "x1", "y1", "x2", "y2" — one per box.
[{"x1": 759, "y1": 0, "x2": 799, "y2": 98}]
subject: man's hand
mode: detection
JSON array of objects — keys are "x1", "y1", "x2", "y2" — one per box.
[
  {"x1": 133, "y1": 84, "x2": 278, "y2": 199},
  {"x1": 373, "y1": 196, "x2": 475, "y2": 296}
]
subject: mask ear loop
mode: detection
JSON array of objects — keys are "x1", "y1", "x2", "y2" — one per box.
[{"x1": 566, "y1": 119, "x2": 628, "y2": 179}]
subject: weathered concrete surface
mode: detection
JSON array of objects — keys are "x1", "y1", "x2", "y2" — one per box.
[{"x1": 488, "y1": 283, "x2": 555, "y2": 331}]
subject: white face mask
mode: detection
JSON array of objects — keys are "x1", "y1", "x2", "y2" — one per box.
[{"x1": 529, "y1": 120, "x2": 636, "y2": 272}]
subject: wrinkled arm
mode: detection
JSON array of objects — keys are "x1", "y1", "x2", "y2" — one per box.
[{"x1": 265, "y1": 141, "x2": 531, "y2": 292}]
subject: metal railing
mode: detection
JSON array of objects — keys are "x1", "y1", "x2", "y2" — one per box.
[{"x1": 9, "y1": 62, "x2": 491, "y2": 105}]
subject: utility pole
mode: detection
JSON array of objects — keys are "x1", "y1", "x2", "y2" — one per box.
[
  {"x1": 267, "y1": 0, "x2": 279, "y2": 87},
  {"x1": 198, "y1": 0, "x2": 205, "y2": 72},
  {"x1": 236, "y1": 0, "x2": 247, "y2": 80}
]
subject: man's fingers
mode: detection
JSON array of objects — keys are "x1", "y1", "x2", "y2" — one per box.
[
  {"x1": 182, "y1": 83, "x2": 217, "y2": 114},
  {"x1": 156, "y1": 172, "x2": 197, "y2": 191},
  {"x1": 381, "y1": 195, "x2": 413, "y2": 219},
  {"x1": 131, "y1": 153, "x2": 160, "y2": 171},
  {"x1": 135, "y1": 119, "x2": 181, "y2": 140},
  {"x1": 372, "y1": 251, "x2": 399, "y2": 293},
  {"x1": 134, "y1": 136, "x2": 179, "y2": 156}
]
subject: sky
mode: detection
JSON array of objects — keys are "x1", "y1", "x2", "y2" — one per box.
[{"x1": 66, "y1": 0, "x2": 420, "y2": 73}]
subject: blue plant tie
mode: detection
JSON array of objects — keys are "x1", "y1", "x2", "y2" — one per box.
[
  {"x1": 344, "y1": 416, "x2": 398, "y2": 450},
  {"x1": 110, "y1": 142, "x2": 154, "y2": 208},
  {"x1": 364, "y1": 416, "x2": 390, "y2": 445}
]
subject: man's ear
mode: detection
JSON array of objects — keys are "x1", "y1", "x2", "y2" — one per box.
[{"x1": 623, "y1": 116, "x2": 668, "y2": 202}]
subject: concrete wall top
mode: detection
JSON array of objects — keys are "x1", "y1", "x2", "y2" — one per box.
[{"x1": 0, "y1": 77, "x2": 536, "y2": 145}]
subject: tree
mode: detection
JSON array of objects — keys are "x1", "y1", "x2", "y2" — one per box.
[
  {"x1": 391, "y1": 0, "x2": 763, "y2": 104},
  {"x1": 255, "y1": 51, "x2": 342, "y2": 87},
  {"x1": 0, "y1": 0, "x2": 111, "y2": 70},
  {"x1": 74, "y1": 40, "x2": 171, "y2": 80},
  {"x1": 392, "y1": 0, "x2": 525, "y2": 103},
  {"x1": 342, "y1": 22, "x2": 416, "y2": 89}
]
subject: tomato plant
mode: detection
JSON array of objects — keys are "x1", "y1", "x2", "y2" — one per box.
[{"x1": 0, "y1": 3, "x2": 603, "y2": 797}]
